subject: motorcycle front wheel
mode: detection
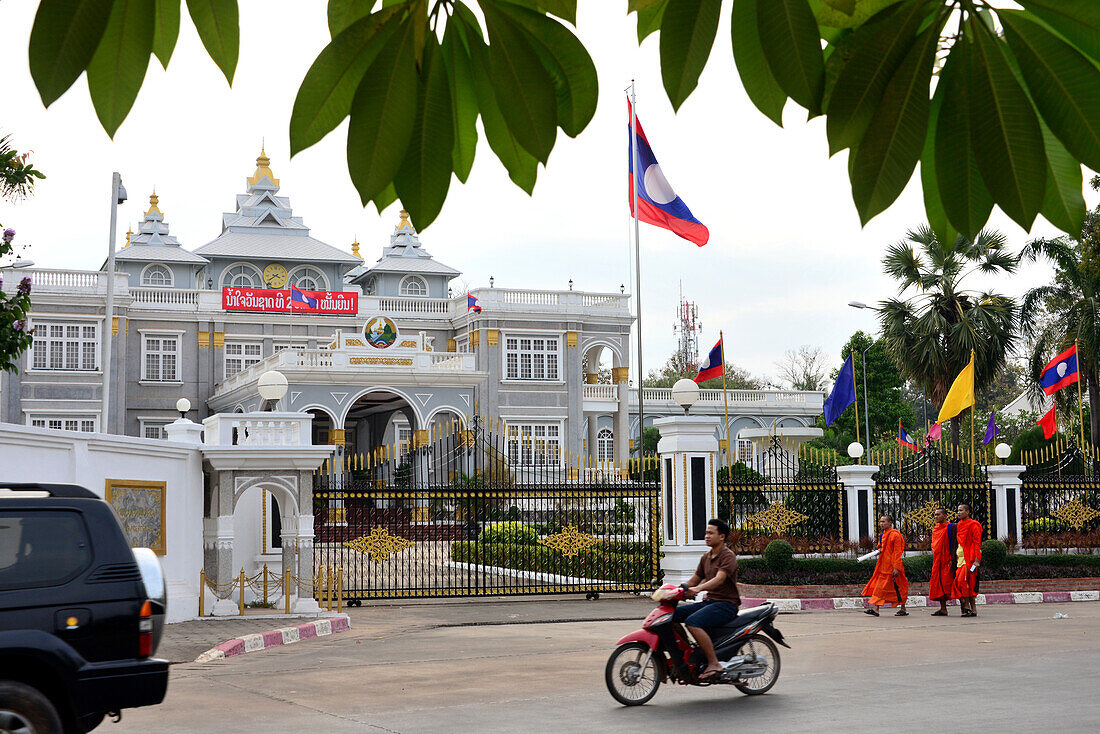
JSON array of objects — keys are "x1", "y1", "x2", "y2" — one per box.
[
  {"x1": 733, "y1": 634, "x2": 781, "y2": 695},
  {"x1": 605, "y1": 642, "x2": 663, "y2": 706}
]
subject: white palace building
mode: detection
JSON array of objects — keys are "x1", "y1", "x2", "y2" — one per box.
[{"x1": 0, "y1": 150, "x2": 823, "y2": 465}]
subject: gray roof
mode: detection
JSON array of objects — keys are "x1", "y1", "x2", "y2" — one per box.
[
  {"x1": 366, "y1": 256, "x2": 461, "y2": 276},
  {"x1": 109, "y1": 245, "x2": 209, "y2": 265},
  {"x1": 194, "y1": 232, "x2": 361, "y2": 264}
]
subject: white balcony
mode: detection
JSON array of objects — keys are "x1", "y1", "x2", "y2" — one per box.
[
  {"x1": 203, "y1": 412, "x2": 312, "y2": 446},
  {"x1": 2, "y1": 268, "x2": 128, "y2": 296},
  {"x1": 581, "y1": 384, "x2": 825, "y2": 417}
]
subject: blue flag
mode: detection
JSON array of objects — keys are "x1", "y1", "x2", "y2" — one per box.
[{"x1": 823, "y1": 353, "x2": 856, "y2": 426}]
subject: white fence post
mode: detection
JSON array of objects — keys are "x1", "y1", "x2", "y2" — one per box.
[
  {"x1": 836, "y1": 464, "x2": 879, "y2": 543},
  {"x1": 987, "y1": 464, "x2": 1025, "y2": 546}
]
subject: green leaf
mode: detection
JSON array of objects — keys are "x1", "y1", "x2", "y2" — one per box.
[
  {"x1": 825, "y1": 0, "x2": 926, "y2": 155},
  {"x1": 659, "y1": 0, "x2": 721, "y2": 112},
  {"x1": 635, "y1": 0, "x2": 668, "y2": 43},
  {"x1": 967, "y1": 17, "x2": 1048, "y2": 231},
  {"x1": 480, "y1": 1, "x2": 558, "y2": 163},
  {"x1": 935, "y1": 38, "x2": 993, "y2": 242},
  {"x1": 921, "y1": 66, "x2": 957, "y2": 249},
  {"x1": 152, "y1": 0, "x2": 180, "y2": 68},
  {"x1": 1001, "y1": 11, "x2": 1100, "y2": 173},
  {"x1": 1039, "y1": 120, "x2": 1086, "y2": 235},
  {"x1": 731, "y1": 0, "x2": 787, "y2": 127},
  {"x1": 464, "y1": 19, "x2": 539, "y2": 193},
  {"x1": 290, "y1": 7, "x2": 403, "y2": 156},
  {"x1": 822, "y1": 0, "x2": 856, "y2": 14},
  {"x1": 441, "y1": 21, "x2": 479, "y2": 183},
  {"x1": 1018, "y1": 0, "x2": 1100, "y2": 66},
  {"x1": 86, "y1": 0, "x2": 155, "y2": 138},
  {"x1": 28, "y1": 0, "x2": 115, "y2": 107},
  {"x1": 629, "y1": 0, "x2": 664, "y2": 11},
  {"x1": 756, "y1": 0, "x2": 826, "y2": 114},
  {"x1": 347, "y1": 18, "x2": 418, "y2": 205},
  {"x1": 185, "y1": 0, "x2": 239, "y2": 84},
  {"x1": 327, "y1": 0, "x2": 378, "y2": 37},
  {"x1": 497, "y1": 2, "x2": 598, "y2": 137},
  {"x1": 374, "y1": 182, "x2": 398, "y2": 214},
  {"x1": 395, "y1": 40, "x2": 454, "y2": 230},
  {"x1": 849, "y1": 21, "x2": 939, "y2": 225},
  {"x1": 501, "y1": 0, "x2": 577, "y2": 25}
]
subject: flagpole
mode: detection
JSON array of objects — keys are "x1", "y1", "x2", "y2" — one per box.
[
  {"x1": 720, "y1": 330, "x2": 730, "y2": 469},
  {"x1": 851, "y1": 350, "x2": 861, "y2": 464},
  {"x1": 630, "y1": 81, "x2": 645, "y2": 464},
  {"x1": 1077, "y1": 339, "x2": 1086, "y2": 452}
]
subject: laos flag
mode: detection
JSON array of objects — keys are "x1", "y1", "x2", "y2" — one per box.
[
  {"x1": 628, "y1": 99, "x2": 709, "y2": 246},
  {"x1": 898, "y1": 421, "x2": 921, "y2": 452},
  {"x1": 695, "y1": 338, "x2": 723, "y2": 383},
  {"x1": 1039, "y1": 343, "x2": 1078, "y2": 395}
]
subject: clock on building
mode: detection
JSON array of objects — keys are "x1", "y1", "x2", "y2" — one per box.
[{"x1": 263, "y1": 263, "x2": 288, "y2": 289}]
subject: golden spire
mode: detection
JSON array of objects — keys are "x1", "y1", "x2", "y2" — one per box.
[
  {"x1": 396, "y1": 209, "x2": 415, "y2": 231},
  {"x1": 145, "y1": 190, "x2": 162, "y2": 217},
  {"x1": 247, "y1": 141, "x2": 279, "y2": 186},
  {"x1": 351, "y1": 236, "x2": 362, "y2": 260},
  {"x1": 123, "y1": 225, "x2": 133, "y2": 248}
]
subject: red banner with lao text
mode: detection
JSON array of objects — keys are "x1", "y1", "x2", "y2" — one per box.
[{"x1": 222, "y1": 287, "x2": 358, "y2": 315}]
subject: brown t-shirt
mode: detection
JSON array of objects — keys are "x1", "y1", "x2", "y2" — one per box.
[{"x1": 695, "y1": 545, "x2": 740, "y2": 604}]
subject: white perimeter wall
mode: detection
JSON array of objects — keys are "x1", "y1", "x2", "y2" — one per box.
[{"x1": 0, "y1": 423, "x2": 203, "y2": 622}]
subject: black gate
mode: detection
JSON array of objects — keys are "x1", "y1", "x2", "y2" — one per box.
[
  {"x1": 312, "y1": 418, "x2": 660, "y2": 599},
  {"x1": 718, "y1": 436, "x2": 847, "y2": 554},
  {"x1": 873, "y1": 446, "x2": 993, "y2": 550},
  {"x1": 1020, "y1": 444, "x2": 1100, "y2": 550}
]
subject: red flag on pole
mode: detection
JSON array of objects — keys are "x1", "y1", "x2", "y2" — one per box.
[{"x1": 1037, "y1": 405, "x2": 1057, "y2": 439}]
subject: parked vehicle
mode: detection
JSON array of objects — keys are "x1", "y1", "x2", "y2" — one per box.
[
  {"x1": 0, "y1": 483, "x2": 169, "y2": 733},
  {"x1": 605, "y1": 583, "x2": 789, "y2": 705}
]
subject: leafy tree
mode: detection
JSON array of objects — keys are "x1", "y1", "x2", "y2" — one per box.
[
  {"x1": 0, "y1": 135, "x2": 44, "y2": 372},
  {"x1": 18, "y1": 1, "x2": 1100, "y2": 235},
  {"x1": 774, "y1": 345, "x2": 830, "y2": 391},
  {"x1": 1020, "y1": 178, "x2": 1100, "y2": 451},
  {"x1": 878, "y1": 225, "x2": 1019, "y2": 448},
  {"x1": 643, "y1": 352, "x2": 765, "y2": 389}
]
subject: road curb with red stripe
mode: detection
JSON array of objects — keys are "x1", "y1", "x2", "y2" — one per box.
[
  {"x1": 741, "y1": 590, "x2": 1100, "y2": 611},
  {"x1": 194, "y1": 614, "x2": 351, "y2": 663}
]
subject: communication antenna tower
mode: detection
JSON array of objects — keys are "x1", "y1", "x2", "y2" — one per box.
[{"x1": 672, "y1": 282, "x2": 702, "y2": 374}]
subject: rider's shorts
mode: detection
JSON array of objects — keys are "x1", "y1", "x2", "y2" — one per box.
[{"x1": 672, "y1": 599, "x2": 739, "y2": 629}]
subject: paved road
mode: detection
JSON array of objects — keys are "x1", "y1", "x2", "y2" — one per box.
[{"x1": 116, "y1": 600, "x2": 1100, "y2": 732}]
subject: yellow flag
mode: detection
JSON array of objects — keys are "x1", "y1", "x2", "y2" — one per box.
[{"x1": 937, "y1": 351, "x2": 976, "y2": 424}]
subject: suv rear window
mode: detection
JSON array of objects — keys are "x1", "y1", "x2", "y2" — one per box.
[{"x1": 0, "y1": 511, "x2": 92, "y2": 590}]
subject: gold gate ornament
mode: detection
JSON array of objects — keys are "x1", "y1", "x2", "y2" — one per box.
[
  {"x1": 904, "y1": 501, "x2": 939, "y2": 530},
  {"x1": 745, "y1": 502, "x2": 809, "y2": 535},
  {"x1": 344, "y1": 527, "x2": 415, "y2": 561},
  {"x1": 1051, "y1": 498, "x2": 1100, "y2": 531},
  {"x1": 538, "y1": 525, "x2": 599, "y2": 557}
]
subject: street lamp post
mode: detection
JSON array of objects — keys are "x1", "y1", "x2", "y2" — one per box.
[
  {"x1": 102, "y1": 173, "x2": 127, "y2": 434},
  {"x1": 848, "y1": 301, "x2": 875, "y2": 459}
]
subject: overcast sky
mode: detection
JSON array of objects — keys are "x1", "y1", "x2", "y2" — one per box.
[{"x1": 0, "y1": 2, "x2": 1087, "y2": 382}]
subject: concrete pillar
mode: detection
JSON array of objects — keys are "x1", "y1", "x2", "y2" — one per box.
[
  {"x1": 292, "y1": 513, "x2": 321, "y2": 614},
  {"x1": 586, "y1": 415, "x2": 599, "y2": 460},
  {"x1": 165, "y1": 417, "x2": 203, "y2": 445},
  {"x1": 987, "y1": 464, "x2": 1025, "y2": 546},
  {"x1": 655, "y1": 415, "x2": 720, "y2": 585},
  {"x1": 206, "y1": 514, "x2": 239, "y2": 616},
  {"x1": 615, "y1": 373, "x2": 630, "y2": 466},
  {"x1": 836, "y1": 464, "x2": 879, "y2": 542}
]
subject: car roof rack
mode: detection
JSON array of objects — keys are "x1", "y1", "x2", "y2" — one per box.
[{"x1": 0, "y1": 483, "x2": 99, "y2": 499}]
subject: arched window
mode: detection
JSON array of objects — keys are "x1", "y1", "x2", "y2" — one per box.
[
  {"x1": 597, "y1": 428, "x2": 614, "y2": 461},
  {"x1": 141, "y1": 263, "x2": 173, "y2": 287},
  {"x1": 289, "y1": 265, "x2": 328, "y2": 291},
  {"x1": 399, "y1": 275, "x2": 428, "y2": 297},
  {"x1": 221, "y1": 263, "x2": 261, "y2": 288}
]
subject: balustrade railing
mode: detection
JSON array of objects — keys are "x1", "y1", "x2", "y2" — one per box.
[{"x1": 130, "y1": 287, "x2": 200, "y2": 305}]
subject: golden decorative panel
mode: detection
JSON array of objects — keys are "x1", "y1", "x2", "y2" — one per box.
[
  {"x1": 585, "y1": 373, "x2": 598, "y2": 384},
  {"x1": 349, "y1": 357, "x2": 413, "y2": 366},
  {"x1": 566, "y1": 331, "x2": 577, "y2": 348},
  {"x1": 905, "y1": 501, "x2": 940, "y2": 530},
  {"x1": 111, "y1": 317, "x2": 119, "y2": 336},
  {"x1": 104, "y1": 479, "x2": 166, "y2": 555},
  {"x1": 329, "y1": 428, "x2": 346, "y2": 444},
  {"x1": 198, "y1": 331, "x2": 210, "y2": 348},
  {"x1": 470, "y1": 330, "x2": 480, "y2": 348},
  {"x1": 612, "y1": 367, "x2": 629, "y2": 384},
  {"x1": 399, "y1": 339, "x2": 418, "y2": 348},
  {"x1": 447, "y1": 338, "x2": 457, "y2": 352},
  {"x1": 745, "y1": 502, "x2": 809, "y2": 535},
  {"x1": 487, "y1": 329, "x2": 499, "y2": 346},
  {"x1": 538, "y1": 525, "x2": 599, "y2": 557},
  {"x1": 344, "y1": 527, "x2": 415, "y2": 562},
  {"x1": 1052, "y1": 498, "x2": 1100, "y2": 531},
  {"x1": 212, "y1": 331, "x2": 225, "y2": 348},
  {"x1": 327, "y1": 506, "x2": 346, "y2": 524},
  {"x1": 413, "y1": 429, "x2": 429, "y2": 448},
  {"x1": 345, "y1": 338, "x2": 366, "y2": 346}
]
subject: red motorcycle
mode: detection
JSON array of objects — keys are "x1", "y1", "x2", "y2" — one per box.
[{"x1": 605, "y1": 583, "x2": 789, "y2": 706}]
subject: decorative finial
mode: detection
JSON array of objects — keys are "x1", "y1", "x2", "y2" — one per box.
[
  {"x1": 396, "y1": 209, "x2": 415, "y2": 231},
  {"x1": 351, "y1": 237, "x2": 361, "y2": 260},
  {"x1": 248, "y1": 141, "x2": 279, "y2": 186},
  {"x1": 124, "y1": 225, "x2": 132, "y2": 248},
  {"x1": 145, "y1": 191, "x2": 162, "y2": 217}
]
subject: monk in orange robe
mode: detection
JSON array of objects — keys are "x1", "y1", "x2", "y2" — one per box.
[
  {"x1": 928, "y1": 508, "x2": 957, "y2": 616},
  {"x1": 954, "y1": 503, "x2": 983, "y2": 617},
  {"x1": 862, "y1": 515, "x2": 909, "y2": 617}
]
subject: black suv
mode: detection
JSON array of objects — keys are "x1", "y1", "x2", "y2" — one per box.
[{"x1": 0, "y1": 483, "x2": 169, "y2": 733}]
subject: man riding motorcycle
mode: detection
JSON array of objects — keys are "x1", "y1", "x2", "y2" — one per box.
[{"x1": 674, "y1": 517, "x2": 741, "y2": 680}]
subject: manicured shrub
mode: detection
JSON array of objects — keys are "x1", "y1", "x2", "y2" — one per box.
[
  {"x1": 981, "y1": 539, "x2": 1008, "y2": 570},
  {"x1": 479, "y1": 522, "x2": 538, "y2": 546},
  {"x1": 763, "y1": 539, "x2": 794, "y2": 573},
  {"x1": 450, "y1": 541, "x2": 652, "y2": 584}
]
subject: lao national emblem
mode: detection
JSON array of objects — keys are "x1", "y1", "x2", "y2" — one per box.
[{"x1": 364, "y1": 317, "x2": 398, "y2": 349}]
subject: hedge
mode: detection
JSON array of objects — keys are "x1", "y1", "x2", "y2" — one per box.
[{"x1": 450, "y1": 541, "x2": 652, "y2": 584}]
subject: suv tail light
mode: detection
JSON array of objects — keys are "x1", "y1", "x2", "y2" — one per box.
[{"x1": 139, "y1": 600, "x2": 153, "y2": 657}]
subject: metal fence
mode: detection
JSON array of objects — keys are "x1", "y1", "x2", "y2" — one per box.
[
  {"x1": 1020, "y1": 444, "x2": 1100, "y2": 550},
  {"x1": 312, "y1": 418, "x2": 659, "y2": 599}
]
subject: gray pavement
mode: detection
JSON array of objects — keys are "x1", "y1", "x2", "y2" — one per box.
[{"x1": 125, "y1": 599, "x2": 1099, "y2": 732}]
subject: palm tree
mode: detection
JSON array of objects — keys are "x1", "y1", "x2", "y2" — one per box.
[
  {"x1": 1019, "y1": 232, "x2": 1100, "y2": 452},
  {"x1": 878, "y1": 225, "x2": 1019, "y2": 449}
]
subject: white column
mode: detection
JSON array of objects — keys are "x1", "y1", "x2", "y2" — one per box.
[
  {"x1": 165, "y1": 417, "x2": 204, "y2": 445},
  {"x1": 655, "y1": 415, "x2": 721, "y2": 586},
  {"x1": 987, "y1": 464, "x2": 1025, "y2": 546},
  {"x1": 615, "y1": 381, "x2": 630, "y2": 465},
  {"x1": 836, "y1": 464, "x2": 879, "y2": 543}
]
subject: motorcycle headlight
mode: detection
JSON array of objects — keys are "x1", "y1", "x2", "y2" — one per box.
[{"x1": 644, "y1": 612, "x2": 674, "y2": 629}]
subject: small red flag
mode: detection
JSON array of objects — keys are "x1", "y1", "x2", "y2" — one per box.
[{"x1": 1037, "y1": 405, "x2": 1057, "y2": 439}]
